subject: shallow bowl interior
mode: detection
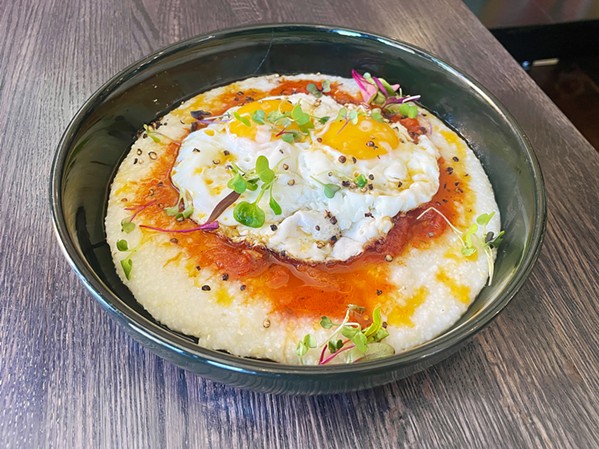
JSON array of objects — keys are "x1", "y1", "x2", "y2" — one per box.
[{"x1": 51, "y1": 24, "x2": 546, "y2": 394}]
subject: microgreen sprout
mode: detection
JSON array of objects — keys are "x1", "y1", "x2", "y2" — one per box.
[
  {"x1": 311, "y1": 176, "x2": 341, "y2": 199},
  {"x1": 395, "y1": 102, "x2": 419, "y2": 119},
  {"x1": 221, "y1": 155, "x2": 282, "y2": 228},
  {"x1": 416, "y1": 207, "x2": 505, "y2": 285},
  {"x1": 233, "y1": 111, "x2": 251, "y2": 127},
  {"x1": 355, "y1": 174, "x2": 368, "y2": 188},
  {"x1": 143, "y1": 124, "x2": 174, "y2": 143},
  {"x1": 121, "y1": 257, "x2": 133, "y2": 280},
  {"x1": 235, "y1": 101, "x2": 326, "y2": 144},
  {"x1": 351, "y1": 70, "x2": 422, "y2": 121},
  {"x1": 307, "y1": 83, "x2": 322, "y2": 98},
  {"x1": 296, "y1": 333, "x2": 317, "y2": 364},
  {"x1": 121, "y1": 219, "x2": 135, "y2": 233},
  {"x1": 370, "y1": 108, "x2": 384, "y2": 123},
  {"x1": 165, "y1": 193, "x2": 194, "y2": 222},
  {"x1": 296, "y1": 304, "x2": 394, "y2": 365},
  {"x1": 116, "y1": 239, "x2": 129, "y2": 251},
  {"x1": 121, "y1": 200, "x2": 157, "y2": 233}
]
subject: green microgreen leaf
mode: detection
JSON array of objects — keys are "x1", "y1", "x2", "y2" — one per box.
[
  {"x1": 143, "y1": 124, "x2": 161, "y2": 143},
  {"x1": 121, "y1": 219, "x2": 135, "y2": 233},
  {"x1": 461, "y1": 246, "x2": 477, "y2": 257},
  {"x1": 463, "y1": 223, "x2": 478, "y2": 248},
  {"x1": 398, "y1": 102, "x2": 418, "y2": 119},
  {"x1": 281, "y1": 133, "x2": 295, "y2": 144},
  {"x1": 341, "y1": 325, "x2": 360, "y2": 340},
  {"x1": 348, "y1": 110, "x2": 359, "y2": 125},
  {"x1": 269, "y1": 193, "x2": 282, "y2": 215},
  {"x1": 227, "y1": 173, "x2": 248, "y2": 194},
  {"x1": 379, "y1": 78, "x2": 397, "y2": 96},
  {"x1": 165, "y1": 205, "x2": 180, "y2": 216},
  {"x1": 324, "y1": 183, "x2": 340, "y2": 199},
  {"x1": 116, "y1": 239, "x2": 129, "y2": 251},
  {"x1": 355, "y1": 174, "x2": 368, "y2": 188},
  {"x1": 371, "y1": 108, "x2": 384, "y2": 123},
  {"x1": 489, "y1": 230, "x2": 505, "y2": 248},
  {"x1": 328, "y1": 340, "x2": 338, "y2": 354},
  {"x1": 251, "y1": 109, "x2": 266, "y2": 124},
  {"x1": 256, "y1": 155, "x2": 275, "y2": 183},
  {"x1": 352, "y1": 331, "x2": 368, "y2": 353},
  {"x1": 121, "y1": 257, "x2": 133, "y2": 280},
  {"x1": 363, "y1": 306, "x2": 383, "y2": 338},
  {"x1": 476, "y1": 212, "x2": 494, "y2": 226},
  {"x1": 296, "y1": 333, "x2": 317, "y2": 361},
  {"x1": 291, "y1": 103, "x2": 312, "y2": 126},
  {"x1": 304, "y1": 334, "x2": 317, "y2": 348},
  {"x1": 373, "y1": 328, "x2": 389, "y2": 342},
  {"x1": 320, "y1": 316, "x2": 333, "y2": 329},
  {"x1": 322, "y1": 80, "x2": 331, "y2": 93},
  {"x1": 181, "y1": 206, "x2": 193, "y2": 219},
  {"x1": 233, "y1": 111, "x2": 251, "y2": 127},
  {"x1": 318, "y1": 116, "x2": 330, "y2": 124},
  {"x1": 306, "y1": 83, "x2": 322, "y2": 98},
  {"x1": 336, "y1": 107, "x2": 348, "y2": 121},
  {"x1": 246, "y1": 178, "x2": 259, "y2": 191},
  {"x1": 267, "y1": 110, "x2": 284, "y2": 123},
  {"x1": 233, "y1": 201, "x2": 265, "y2": 228}
]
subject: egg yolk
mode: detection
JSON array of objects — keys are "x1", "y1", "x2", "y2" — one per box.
[
  {"x1": 229, "y1": 99, "x2": 294, "y2": 140},
  {"x1": 321, "y1": 116, "x2": 399, "y2": 160}
]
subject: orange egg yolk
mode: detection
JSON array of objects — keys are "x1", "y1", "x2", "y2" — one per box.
[
  {"x1": 321, "y1": 116, "x2": 399, "y2": 160},
  {"x1": 229, "y1": 99, "x2": 294, "y2": 140}
]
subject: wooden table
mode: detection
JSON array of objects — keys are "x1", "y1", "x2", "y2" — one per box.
[{"x1": 2, "y1": 0, "x2": 598, "y2": 447}]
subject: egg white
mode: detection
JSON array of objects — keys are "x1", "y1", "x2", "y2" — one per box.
[{"x1": 171, "y1": 93, "x2": 440, "y2": 262}]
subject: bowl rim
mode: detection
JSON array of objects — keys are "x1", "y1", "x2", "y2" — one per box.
[{"x1": 50, "y1": 23, "x2": 547, "y2": 378}]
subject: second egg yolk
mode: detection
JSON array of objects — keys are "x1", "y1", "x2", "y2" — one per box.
[{"x1": 321, "y1": 116, "x2": 399, "y2": 160}]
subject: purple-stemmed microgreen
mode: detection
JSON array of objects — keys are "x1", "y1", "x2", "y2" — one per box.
[
  {"x1": 416, "y1": 207, "x2": 505, "y2": 285},
  {"x1": 296, "y1": 304, "x2": 394, "y2": 365},
  {"x1": 351, "y1": 70, "x2": 422, "y2": 120},
  {"x1": 164, "y1": 192, "x2": 194, "y2": 222},
  {"x1": 121, "y1": 200, "x2": 158, "y2": 233}
]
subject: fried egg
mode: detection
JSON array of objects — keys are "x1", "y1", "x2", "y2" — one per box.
[{"x1": 171, "y1": 93, "x2": 440, "y2": 262}]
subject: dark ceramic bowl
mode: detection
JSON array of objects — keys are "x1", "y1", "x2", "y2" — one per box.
[{"x1": 51, "y1": 24, "x2": 546, "y2": 394}]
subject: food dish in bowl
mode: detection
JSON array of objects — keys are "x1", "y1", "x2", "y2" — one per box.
[
  {"x1": 106, "y1": 72, "x2": 502, "y2": 365},
  {"x1": 51, "y1": 24, "x2": 545, "y2": 393}
]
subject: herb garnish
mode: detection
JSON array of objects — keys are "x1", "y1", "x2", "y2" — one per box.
[
  {"x1": 120, "y1": 200, "x2": 157, "y2": 233},
  {"x1": 351, "y1": 70, "x2": 421, "y2": 120},
  {"x1": 143, "y1": 124, "x2": 174, "y2": 143},
  {"x1": 165, "y1": 193, "x2": 194, "y2": 222},
  {"x1": 296, "y1": 304, "x2": 394, "y2": 365},
  {"x1": 416, "y1": 207, "x2": 505, "y2": 285},
  {"x1": 233, "y1": 101, "x2": 326, "y2": 144},
  {"x1": 311, "y1": 176, "x2": 341, "y2": 199},
  {"x1": 220, "y1": 155, "x2": 282, "y2": 228},
  {"x1": 120, "y1": 257, "x2": 133, "y2": 280}
]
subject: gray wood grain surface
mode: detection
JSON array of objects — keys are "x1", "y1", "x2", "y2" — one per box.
[{"x1": 1, "y1": 0, "x2": 598, "y2": 448}]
